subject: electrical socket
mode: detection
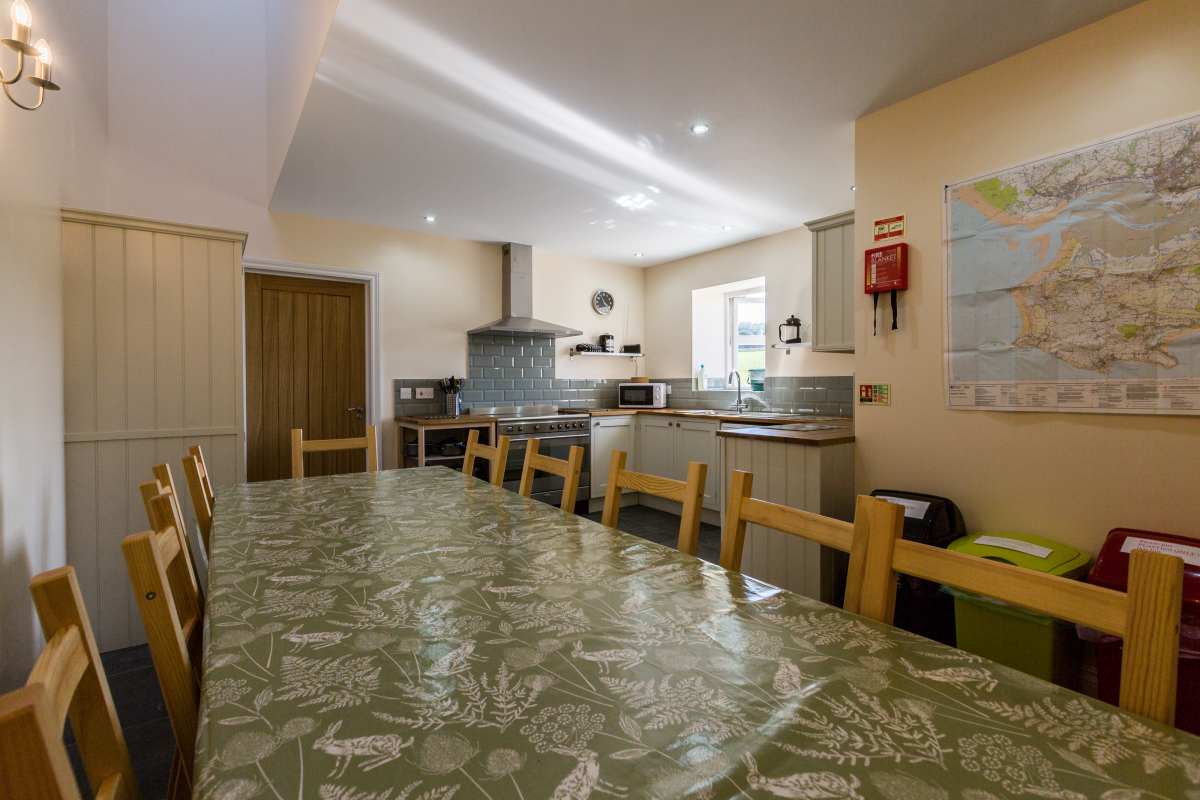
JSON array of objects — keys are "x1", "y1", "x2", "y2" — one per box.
[
  {"x1": 399, "y1": 388, "x2": 412, "y2": 399},
  {"x1": 416, "y1": 387, "x2": 434, "y2": 399}
]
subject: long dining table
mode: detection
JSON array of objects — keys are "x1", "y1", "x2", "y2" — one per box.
[{"x1": 195, "y1": 467, "x2": 1199, "y2": 800}]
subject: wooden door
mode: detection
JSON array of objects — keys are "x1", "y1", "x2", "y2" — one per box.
[{"x1": 246, "y1": 274, "x2": 367, "y2": 481}]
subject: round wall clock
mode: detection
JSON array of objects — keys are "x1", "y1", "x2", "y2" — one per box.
[{"x1": 592, "y1": 290, "x2": 614, "y2": 315}]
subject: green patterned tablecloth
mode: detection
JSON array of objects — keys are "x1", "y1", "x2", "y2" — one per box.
[{"x1": 195, "y1": 467, "x2": 1198, "y2": 800}]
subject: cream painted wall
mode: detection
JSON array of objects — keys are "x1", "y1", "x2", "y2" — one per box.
[
  {"x1": 2, "y1": 0, "x2": 108, "y2": 689},
  {"x1": 645, "y1": 227, "x2": 856, "y2": 379},
  {"x1": 533, "y1": 252, "x2": 646, "y2": 381},
  {"x1": 263, "y1": 212, "x2": 643, "y2": 467},
  {"x1": 853, "y1": 0, "x2": 1200, "y2": 553}
]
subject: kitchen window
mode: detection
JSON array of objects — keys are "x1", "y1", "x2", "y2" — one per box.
[
  {"x1": 727, "y1": 290, "x2": 765, "y2": 386},
  {"x1": 692, "y1": 277, "x2": 765, "y2": 389}
]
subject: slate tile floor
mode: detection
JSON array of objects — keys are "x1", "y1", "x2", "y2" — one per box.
[
  {"x1": 66, "y1": 505, "x2": 708, "y2": 799},
  {"x1": 584, "y1": 503, "x2": 722, "y2": 564}
]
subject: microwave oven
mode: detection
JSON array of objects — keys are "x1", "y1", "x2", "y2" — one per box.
[{"x1": 618, "y1": 382, "x2": 667, "y2": 408}]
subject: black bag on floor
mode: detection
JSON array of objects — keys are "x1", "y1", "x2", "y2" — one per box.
[{"x1": 867, "y1": 490, "x2": 967, "y2": 647}]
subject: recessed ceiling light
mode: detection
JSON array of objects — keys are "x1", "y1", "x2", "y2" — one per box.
[
  {"x1": 424, "y1": 215, "x2": 436, "y2": 222},
  {"x1": 850, "y1": 186, "x2": 856, "y2": 191},
  {"x1": 634, "y1": 253, "x2": 644, "y2": 258},
  {"x1": 722, "y1": 225, "x2": 733, "y2": 231},
  {"x1": 690, "y1": 123, "x2": 709, "y2": 134}
]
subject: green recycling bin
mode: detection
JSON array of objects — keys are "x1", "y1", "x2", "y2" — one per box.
[{"x1": 946, "y1": 533, "x2": 1092, "y2": 689}]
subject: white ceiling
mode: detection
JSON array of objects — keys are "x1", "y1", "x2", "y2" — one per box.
[{"x1": 269, "y1": 0, "x2": 1140, "y2": 266}]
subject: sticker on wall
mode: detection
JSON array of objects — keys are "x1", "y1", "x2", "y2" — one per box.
[
  {"x1": 859, "y1": 383, "x2": 891, "y2": 405},
  {"x1": 872, "y1": 214, "x2": 906, "y2": 242}
]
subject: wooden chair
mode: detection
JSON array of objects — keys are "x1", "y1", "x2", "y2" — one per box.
[
  {"x1": 855, "y1": 511, "x2": 1185, "y2": 726},
  {"x1": 290, "y1": 425, "x2": 378, "y2": 479},
  {"x1": 181, "y1": 445, "x2": 213, "y2": 557},
  {"x1": 0, "y1": 566, "x2": 141, "y2": 800},
  {"x1": 139, "y1": 468, "x2": 203, "y2": 598},
  {"x1": 462, "y1": 429, "x2": 511, "y2": 487},
  {"x1": 122, "y1": 492, "x2": 204, "y2": 797},
  {"x1": 601, "y1": 450, "x2": 708, "y2": 556},
  {"x1": 719, "y1": 471, "x2": 904, "y2": 619},
  {"x1": 518, "y1": 438, "x2": 585, "y2": 512}
]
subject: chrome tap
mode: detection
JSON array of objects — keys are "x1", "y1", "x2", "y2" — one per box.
[{"x1": 728, "y1": 371, "x2": 747, "y2": 412}]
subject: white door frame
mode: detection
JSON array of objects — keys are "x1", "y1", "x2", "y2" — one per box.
[{"x1": 241, "y1": 257, "x2": 384, "y2": 443}]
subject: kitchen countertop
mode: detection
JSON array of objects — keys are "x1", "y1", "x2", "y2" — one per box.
[
  {"x1": 395, "y1": 414, "x2": 498, "y2": 426},
  {"x1": 395, "y1": 409, "x2": 854, "y2": 445},
  {"x1": 715, "y1": 424, "x2": 855, "y2": 446},
  {"x1": 586, "y1": 407, "x2": 854, "y2": 426}
]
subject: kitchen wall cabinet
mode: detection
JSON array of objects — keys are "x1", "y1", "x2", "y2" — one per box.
[
  {"x1": 721, "y1": 434, "x2": 854, "y2": 602},
  {"x1": 634, "y1": 416, "x2": 720, "y2": 511},
  {"x1": 590, "y1": 415, "x2": 636, "y2": 498},
  {"x1": 805, "y1": 211, "x2": 855, "y2": 353}
]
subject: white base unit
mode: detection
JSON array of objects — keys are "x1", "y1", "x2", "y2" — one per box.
[
  {"x1": 634, "y1": 416, "x2": 720, "y2": 510},
  {"x1": 721, "y1": 434, "x2": 854, "y2": 602},
  {"x1": 590, "y1": 415, "x2": 636, "y2": 498}
]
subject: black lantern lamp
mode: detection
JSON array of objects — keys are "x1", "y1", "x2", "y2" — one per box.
[{"x1": 778, "y1": 315, "x2": 803, "y2": 344}]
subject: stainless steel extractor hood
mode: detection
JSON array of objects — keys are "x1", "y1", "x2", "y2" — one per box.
[{"x1": 468, "y1": 243, "x2": 582, "y2": 338}]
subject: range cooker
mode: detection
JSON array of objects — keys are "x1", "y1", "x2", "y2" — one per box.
[{"x1": 468, "y1": 405, "x2": 591, "y2": 510}]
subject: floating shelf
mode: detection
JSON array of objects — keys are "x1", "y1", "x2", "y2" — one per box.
[
  {"x1": 568, "y1": 351, "x2": 646, "y2": 361},
  {"x1": 772, "y1": 343, "x2": 810, "y2": 354}
]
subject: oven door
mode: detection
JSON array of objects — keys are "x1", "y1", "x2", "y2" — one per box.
[{"x1": 503, "y1": 434, "x2": 591, "y2": 511}]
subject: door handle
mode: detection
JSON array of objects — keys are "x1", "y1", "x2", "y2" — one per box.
[{"x1": 347, "y1": 407, "x2": 365, "y2": 420}]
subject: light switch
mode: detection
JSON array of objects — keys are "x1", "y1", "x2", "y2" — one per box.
[
  {"x1": 416, "y1": 387, "x2": 434, "y2": 399},
  {"x1": 399, "y1": 387, "x2": 412, "y2": 399}
]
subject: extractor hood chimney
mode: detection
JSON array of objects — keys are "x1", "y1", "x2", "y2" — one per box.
[{"x1": 468, "y1": 243, "x2": 582, "y2": 338}]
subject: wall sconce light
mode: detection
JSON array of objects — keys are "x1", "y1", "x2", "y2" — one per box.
[{"x1": 1, "y1": 0, "x2": 58, "y2": 110}]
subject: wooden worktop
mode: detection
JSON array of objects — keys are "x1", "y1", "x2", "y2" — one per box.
[
  {"x1": 585, "y1": 407, "x2": 853, "y2": 425},
  {"x1": 715, "y1": 425, "x2": 855, "y2": 446},
  {"x1": 395, "y1": 414, "x2": 498, "y2": 427},
  {"x1": 585, "y1": 408, "x2": 853, "y2": 445}
]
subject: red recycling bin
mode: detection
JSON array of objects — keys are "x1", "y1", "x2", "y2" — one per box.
[{"x1": 1086, "y1": 528, "x2": 1200, "y2": 734}]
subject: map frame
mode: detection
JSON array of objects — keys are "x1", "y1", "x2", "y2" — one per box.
[{"x1": 942, "y1": 111, "x2": 1200, "y2": 416}]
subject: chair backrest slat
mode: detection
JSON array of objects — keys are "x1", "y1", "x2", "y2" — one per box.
[
  {"x1": 123, "y1": 493, "x2": 203, "y2": 790},
  {"x1": 140, "y1": 471, "x2": 203, "y2": 595},
  {"x1": 26, "y1": 627, "x2": 87, "y2": 728},
  {"x1": 719, "y1": 471, "x2": 903, "y2": 622},
  {"x1": 601, "y1": 450, "x2": 708, "y2": 556},
  {"x1": 518, "y1": 438, "x2": 585, "y2": 512},
  {"x1": 0, "y1": 565, "x2": 140, "y2": 800},
  {"x1": 187, "y1": 444, "x2": 215, "y2": 506},
  {"x1": 291, "y1": 425, "x2": 378, "y2": 478},
  {"x1": 864, "y1": 524, "x2": 1184, "y2": 726},
  {"x1": 1120, "y1": 550, "x2": 1184, "y2": 725},
  {"x1": 889, "y1": 540, "x2": 1127, "y2": 634},
  {"x1": 181, "y1": 449, "x2": 213, "y2": 557},
  {"x1": 463, "y1": 430, "x2": 511, "y2": 487}
]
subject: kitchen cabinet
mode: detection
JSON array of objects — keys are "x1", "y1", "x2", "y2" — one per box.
[
  {"x1": 676, "y1": 420, "x2": 721, "y2": 510},
  {"x1": 720, "y1": 431, "x2": 854, "y2": 602},
  {"x1": 590, "y1": 415, "x2": 635, "y2": 498},
  {"x1": 635, "y1": 416, "x2": 675, "y2": 486},
  {"x1": 634, "y1": 416, "x2": 720, "y2": 511},
  {"x1": 805, "y1": 210, "x2": 855, "y2": 353}
]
